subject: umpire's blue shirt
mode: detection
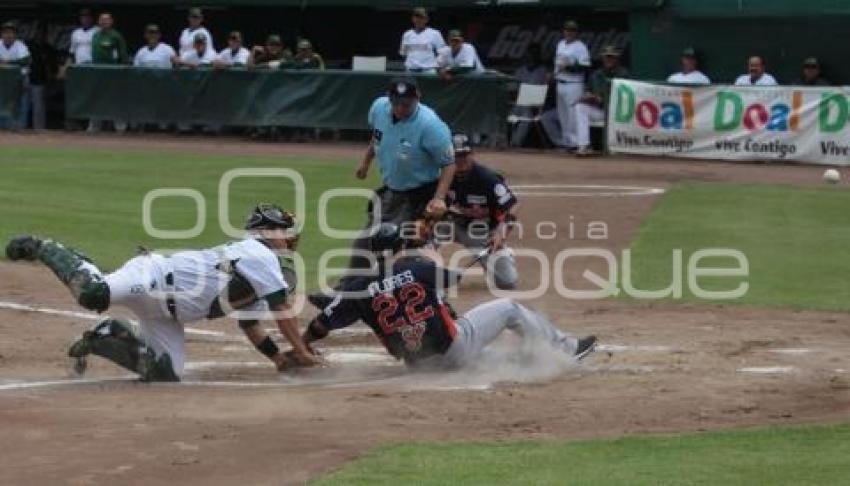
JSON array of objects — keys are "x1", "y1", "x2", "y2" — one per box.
[{"x1": 368, "y1": 96, "x2": 455, "y2": 192}]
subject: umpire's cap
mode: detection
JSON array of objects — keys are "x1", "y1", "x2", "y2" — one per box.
[
  {"x1": 388, "y1": 77, "x2": 420, "y2": 103},
  {"x1": 245, "y1": 203, "x2": 296, "y2": 231},
  {"x1": 453, "y1": 133, "x2": 472, "y2": 154}
]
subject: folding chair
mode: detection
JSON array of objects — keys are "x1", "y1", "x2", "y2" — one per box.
[{"x1": 507, "y1": 83, "x2": 550, "y2": 148}]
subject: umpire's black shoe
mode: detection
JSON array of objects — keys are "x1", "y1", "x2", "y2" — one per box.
[
  {"x1": 307, "y1": 291, "x2": 335, "y2": 310},
  {"x1": 574, "y1": 335, "x2": 598, "y2": 361}
]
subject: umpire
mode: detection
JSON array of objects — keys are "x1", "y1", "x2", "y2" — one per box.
[{"x1": 350, "y1": 77, "x2": 456, "y2": 269}]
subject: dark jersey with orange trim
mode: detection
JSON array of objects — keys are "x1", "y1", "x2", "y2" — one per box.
[
  {"x1": 316, "y1": 257, "x2": 461, "y2": 365},
  {"x1": 448, "y1": 162, "x2": 517, "y2": 229}
]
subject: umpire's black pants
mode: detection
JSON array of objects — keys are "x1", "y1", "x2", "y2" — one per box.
[{"x1": 347, "y1": 180, "x2": 438, "y2": 270}]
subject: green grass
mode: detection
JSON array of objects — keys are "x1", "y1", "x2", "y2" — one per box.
[
  {"x1": 315, "y1": 423, "x2": 850, "y2": 485},
  {"x1": 0, "y1": 146, "x2": 379, "y2": 289},
  {"x1": 624, "y1": 183, "x2": 850, "y2": 311}
]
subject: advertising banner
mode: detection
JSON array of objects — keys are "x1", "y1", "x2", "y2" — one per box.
[{"x1": 607, "y1": 79, "x2": 850, "y2": 165}]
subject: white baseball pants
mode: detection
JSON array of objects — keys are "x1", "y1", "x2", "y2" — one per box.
[
  {"x1": 441, "y1": 298, "x2": 578, "y2": 368},
  {"x1": 556, "y1": 81, "x2": 584, "y2": 148}
]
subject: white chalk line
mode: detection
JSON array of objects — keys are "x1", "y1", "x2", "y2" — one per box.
[
  {"x1": 512, "y1": 184, "x2": 665, "y2": 198},
  {"x1": 738, "y1": 366, "x2": 797, "y2": 375},
  {"x1": 0, "y1": 300, "x2": 233, "y2": 340}
]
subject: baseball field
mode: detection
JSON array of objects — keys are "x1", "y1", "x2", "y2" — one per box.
[{"x1": 0, "y1": 132, "x2": 848, "y2": 485}]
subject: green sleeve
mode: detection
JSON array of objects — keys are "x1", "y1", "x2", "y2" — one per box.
[
  {"x1": 264, "y1": 288, "x2": 288, "y2": 308},
  {"x1": 117, "y1": 33, "x2": 129, "y2": 64}
]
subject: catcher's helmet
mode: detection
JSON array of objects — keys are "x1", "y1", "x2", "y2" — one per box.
[
  {"x1": 369, "y1": 222, "x2": 404, "y2": 254},
  {"x1": 245, "y1": 203, "x2": 296, "y2": 231}
]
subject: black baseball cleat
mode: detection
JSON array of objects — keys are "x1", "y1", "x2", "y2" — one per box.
[
  {"x1": 574, "y1": 335, "x2": 598, "y2": 361},
  {"x1": 6, "y1": 235, "x2": 43, "y2": 261}
]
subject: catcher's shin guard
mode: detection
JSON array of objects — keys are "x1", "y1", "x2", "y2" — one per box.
[
  {"x1": 36, "y1": 239, "x2": 110, "y2": 312},
  {"x1": 69, "y1": 319, "x2": 180, "y2": 382}
]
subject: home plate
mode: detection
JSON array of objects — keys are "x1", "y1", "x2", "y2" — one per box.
[{"x1": 738, "y1": 366, "x2": 797, "y2": 374}]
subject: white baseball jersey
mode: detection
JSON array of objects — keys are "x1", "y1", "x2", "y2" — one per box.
[
  {"x1": 400, "y1": 27, "x2": 445, "y2": 70},
  {"x1": 667, "y1": 70, "x2": 711, "y2": 85},
  {"x1": 133, "y1": 43, "x2": 176, "y2": 68},
  {"x1": 437, "y1": 43, "x2": 484, "y2": 73},
  {"x1": 0, "y1": 40, "x2": 30, "y2": 76},
  {"x1": 734, "y1": 73, "x2": 778, "y2": 86},
  {"x1": 178, "y1": 27, "x2": 215, "y2": 56},
  {"x1": 216, "y1": 46, "x2": 250, "y2": 66},
  {"x1": 69, "y1": 26, "x2": 98, "y2": 64},
  {"x1": 179, "y1": 47, "x2": 216, "y2": 66},
  {"x1": 554, "y1": 39, "x2": 590, "y2": 83},
  {"x1": 169, "y1": 238, "x2": 289, "y2": 323}
]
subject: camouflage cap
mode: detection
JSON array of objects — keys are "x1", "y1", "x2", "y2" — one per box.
[{"x1": 600, "y1": 45, "x2": 620, "y2": 57}]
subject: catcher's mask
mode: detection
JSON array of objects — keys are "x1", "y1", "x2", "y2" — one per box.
[{"x1": 245, "y1": 203, "x2": 299, "y2": 245}]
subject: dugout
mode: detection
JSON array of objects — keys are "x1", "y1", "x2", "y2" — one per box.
[{"x1": 630, "y1": 0, "x2": 850, "y2": 85}]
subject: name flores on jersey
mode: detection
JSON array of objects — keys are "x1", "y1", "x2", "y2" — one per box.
[{"x1": 368, "y1": 270, "x2": 416, "y2": 297}]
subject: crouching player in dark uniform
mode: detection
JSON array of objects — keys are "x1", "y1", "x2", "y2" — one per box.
[
  {"x1": 303, "y1": 223, "x2": 596, "y2": 369},
  {"x1": 442, "y1": 132, "x2": 519, "y2": 289}
]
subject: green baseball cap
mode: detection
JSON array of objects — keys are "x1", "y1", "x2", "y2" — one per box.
[
  {"x1": 563, "y1": 20, "x2": 579, "y2": 31},
  {"x1": 193, "y1": 32, "x2": 206, "y2": 43},
  {"x1": 266, "y1": 34, "x2": 282, "y2": 45},
  {"x1": 448, "y1": 29, "x2": 463, "y2": 40},
  {"x1": 1, "y1": 21, "x2": 17, "y2": 32},
  {"x1": 803, "y1": 57, "x2": 819, "y2": 67},
  {"x1": 145, "y1": 24, "x2": 161, "y2": 34},
  {"x1": 681, "y1": 47, "x2": 697, "y2": 58},
  {"x1": 188, "y1": 7, "x2": 203, "y2": 18},
  {"x1": 297, "y1": 39, "x2": 312, "y2": 50}
]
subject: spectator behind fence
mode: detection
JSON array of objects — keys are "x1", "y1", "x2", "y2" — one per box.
[
  {"x1": 133, "y1": 24, "x2": 175, "y2": 68},
  {"x1": 90, "y1": 13, "x2": 128, "y2": 132},
  {"x1": 293, "y1": 39, "x2": 324, "y2": 69},
  {"x1": 248, "y1": 34, "x2": 292, "y2": 69},
  {"x1": 437, "y1": 29, "x2": 484, "y2": 81},
  {"x1": 575, "y1": 45, "x2": 629, "y2": 157},
  {"x1": 175, "y1": 33, "x2": 215, "y2": 68},
  {"x1": 0, "y1": 21, "x2": 31, "y2": 130},
  {"x1": 554, "y1": 20, "x2": 590, "y2": 152},
  {"x1": 734, "y1": 56, "x2": 777, "y2": 86},
  {"x1": 179, "y1": 8, "x2": 214, "y2": 57},
  {"x1": 26, "y1": 22, "x2": 57, "y2": 130},
  {"x1": 400, "y1": 7, "x2": 445, "y2": 74},
  {"x1": 510, "y1": 44, "x2": 553, "y2": 147},
  {"x1": 214, "y1": 31, "x2": 250, "y2": 68},
  {"x1": 68, "y1": 8, "x2": 97, "y2": 66},
  {"x1": 795, "y1": 57, "x2": 830, "y2": 86},
  {"x1": 667, "y1": 47, "x2": 710, "y2": 85},
  {"x1": 91, "y1": 13, "x2": 128, "y2": 65}
]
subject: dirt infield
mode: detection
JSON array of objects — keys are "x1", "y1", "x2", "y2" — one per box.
[{"x1": 1, "y1": 132, "x2": 848, "y2": 485}]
